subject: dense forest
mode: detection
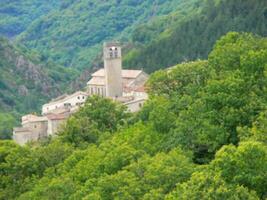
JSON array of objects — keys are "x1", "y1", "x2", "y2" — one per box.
[
  {"x1": 0, "y1": 1, "x2": 266, "y2": 198},
  {"x1": 1, "y1": 0, "x2": 267, "y2": 138},
  {"x1": 16, "y1": 0, "x2": 196, "y2": 70},
  {"x1": 0, "y1": 37, "x2": 77, "y2": 139},
  {"x1": 0, "y1": 0, "x2": 60, "y2": 38},
  {"x1": 123, "y1": 0, "x2": 267, "y2": 72},
  {"x1": 1, "y1": 33, "x2": 266, "y2": 199},
  {"x1": 0, "y1": 0, "x2": 198, "y2": 138}
]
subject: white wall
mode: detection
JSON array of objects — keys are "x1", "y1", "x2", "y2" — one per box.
[
  {"x1": 47, "y1": 119, "x2": 66, "y2": 136},
  {"x1": 124, "y1": 99, "x2": 146, "y2": 113},
  {"x1": 42, "y1": 93, "x2": 88, "y2": 115},
  {"x1": 88, "y1": 86, "x2": 106, "y2": 96}
]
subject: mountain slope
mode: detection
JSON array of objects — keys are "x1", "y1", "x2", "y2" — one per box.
[
  {"x1": 0, "y1": 0, "x2": 60, "y2": 38},
  {"x1": 123, "y1": 0, "x2": 267, "y2": 73},
  {"x1": 0, "y1": 32, "x2": 266, "y2": 200},
  {"x1": 0, "y1": 37, "x2": 77, "y2": 138},
  {"x1": 17, "y1": 0, "x2": 198, "y2": 70}
]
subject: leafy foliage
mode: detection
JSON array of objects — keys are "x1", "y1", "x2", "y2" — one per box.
[
  {"x1": 16, "y1": 0, "x2": 196, "y2": 69},
  {"x1": 0, "y1": 37, "x2": 77, "y2": 139},
  {"x1": 124, "y1": 0, "x2": 267, "y2": 73},
  {"x1": 0, "y1": 32, "x2": 266, "y2": 199},
  {"x1": 59, "y1": 96, "x2": 131, "y2": 147},
  {"x1": 0, "y1": 0, "x2": 60, "y2": 38}
]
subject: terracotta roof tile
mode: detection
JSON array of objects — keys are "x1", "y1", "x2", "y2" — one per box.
[{"x1": 87, "y1": 76, "x2": 105, "y2": 86}]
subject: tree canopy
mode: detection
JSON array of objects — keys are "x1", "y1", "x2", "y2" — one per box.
[{"x1": 0, "y1": 32, "x2": 266, "y2": 199}]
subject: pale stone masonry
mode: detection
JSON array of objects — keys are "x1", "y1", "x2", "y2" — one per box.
[
  {"x1": 42, "y1": 91, "x2": 88, "y2": 115},
  {"x1": 13, "y1": 42, "x2": 149, "y2": 145},
  {"x1": 103, "y1": 42, "x2": 123, "y2": 97},
  {"x1": 13, "y1": 113, "x2": 68, "y2": 145},
  {"x1": 87, "y1": 69, "x2": 148, "y2": 97}
]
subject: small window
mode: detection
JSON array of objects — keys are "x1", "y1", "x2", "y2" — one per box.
[
  {"x1": 34, "y1": 125, "x2": 37, "y2": 128},
  {"x1": 82, "y1": 96, "x2": 85, "y2": 99},
  {"x1": 109, "y1": 48, "x2": 113, "y2": 58},
  {"x1": 114, "y1": 48, "x2": 118, "y2": 58},
  {"x1": 139, "y1": 103, "x2": 142, "y2": 108},
  {"x1": 64, "y1": 103, "x2": 71, "y2": 107},
  {"x1": 77, "y1": 96, "x2": 80, "y2": 100}
]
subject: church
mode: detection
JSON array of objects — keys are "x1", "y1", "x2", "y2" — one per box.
[
  {"x1": 13, "y1": 42, "x2": 149, "y2": 145},
  {"x1": 87, "y1": 42, "x2": 148, "y2": 112}
]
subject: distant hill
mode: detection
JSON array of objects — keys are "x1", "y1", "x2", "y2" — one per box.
[
  {"x1": 16, "y1": 0, "x2": 197, "y2": 70},
  {"x1": 0, "y1": 0, "x2": 60, "y2": 38},
  {"x1": 0, "y1": 37, "x2": 77, "y2": 138},
  {"x1": 1, "y1": 32, "x2": 266, "y2": 200},
  {"x1": 123, "y1": 0, "x2": 267, "y2": 73}
]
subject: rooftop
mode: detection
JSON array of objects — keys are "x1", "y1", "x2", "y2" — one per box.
[
  {"x1": 44, "y1": 91, "x2": 88, "y2": 106},
  {"x1": 87, "y1": 76, "x2": 105, "y2": 86}
]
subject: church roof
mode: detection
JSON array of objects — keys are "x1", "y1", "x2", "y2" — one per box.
[
  {"x1": 87, "y1": 76, "x2": 105, "y2": 86},
  {"x1": 91, "y1": 69, "x2": 143, "y2": 78}
]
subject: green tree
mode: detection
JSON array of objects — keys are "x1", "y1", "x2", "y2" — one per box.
[
  {"x1": 59, "y1": 96, "x2": 131, "y2": 147},
  {"x1": 0, "y1": 113, "x2": 16, "y2": 139},
  {"x1": 211, "y1": 141, "x2": 267, "y2": 198},
  {"x1": 166, "y1": 171, "x2": 259, "y2": 200}
]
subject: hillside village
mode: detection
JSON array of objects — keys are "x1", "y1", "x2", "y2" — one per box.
[{"x1": 13, "y1": 42, "x2": 148, "y2": 145}]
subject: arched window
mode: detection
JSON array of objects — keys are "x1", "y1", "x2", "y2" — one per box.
[
  {"x1": 109, "y1": 48, "x2": 113, "y2": 58},
  {"x1": 114, "y1": 48, "x2": 118, "y2": 58}
]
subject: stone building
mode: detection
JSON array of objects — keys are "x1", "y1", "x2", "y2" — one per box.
[
  {"x1": 13, "y1": 113, "x2": 68, "y2": 145},
  {"x1": 13, "y1": 42, "x2": 149, "y2": 145},
  {"x1": 13, "y1": 91, "x2": 87, "y2": 145},
  {"x1": 42, "y1": 91, "x2": 88, "y2": 115},
  {"x1": 87, "y1": 69, "x2": 148, "y2": 97},
  {"x1": 87, "y1": 42, "x2": 149, "y2": 112}
]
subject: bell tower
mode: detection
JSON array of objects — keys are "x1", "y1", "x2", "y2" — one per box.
[{"x1": 103, "y1": 42, "x2": 123, "y2": 98}]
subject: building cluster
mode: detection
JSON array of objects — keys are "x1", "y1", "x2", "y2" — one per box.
[{"x1": 13, "y1": 42, "x2": 149, "y2": 145}]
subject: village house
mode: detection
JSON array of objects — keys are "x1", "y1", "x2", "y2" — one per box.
[
  {"x1": 13, "y1": 42, "x2": 149, "y2": 145},
  {"x1": 13, "y1": 113, "x2": 68, "y2": 145},
  {"x1": 42, "y1": 91, "x2": 88, "y2": 115}
]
